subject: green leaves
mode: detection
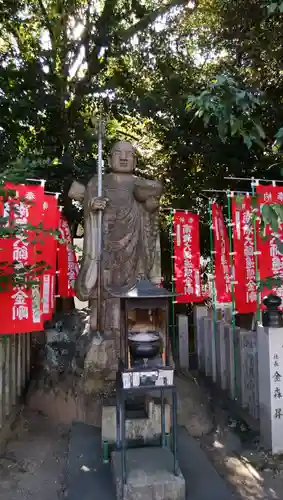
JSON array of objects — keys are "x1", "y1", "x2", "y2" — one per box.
[
  {"x1": 0, "y1": 182, "x2": 69, "y2": 291},
  {"x1": 187, "y1": 74, "x2": 265, "y2": 149},
  {"x1": 275, "y1": 237, "x2": 283, "y2": 253},
  {"x1": 272, "y1": 127, "x2": 283, "y2": 151},
  {"x1": 235, "y1": 195, "x2": 244, "y2": 207},
  {"x1": 259, "y1": 276, "x2": 283, "y2": 291},
  {"x1": 266, "y1": 1, "x2": 283, "y2": 15},
  {"x1": 261, "y1": 204, "x2": 279, "y2": 233},
  {"x1": 260, "y1": 203, "x2": 283, "y2": 236}
]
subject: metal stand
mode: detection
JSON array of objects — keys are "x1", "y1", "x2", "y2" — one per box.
[{"x1": 115, "y1": 370, "x2": 178, "y2": 500}]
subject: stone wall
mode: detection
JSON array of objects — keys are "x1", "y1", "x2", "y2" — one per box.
[{"x1": 195, "y1": 312, "x2": 259, "y2": 421}]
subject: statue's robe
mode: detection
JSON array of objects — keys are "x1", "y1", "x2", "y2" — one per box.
[{"x1": 76, "y1": 173, "x2": 162, "y2": 333}]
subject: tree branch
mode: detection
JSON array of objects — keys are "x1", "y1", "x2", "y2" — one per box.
[
  {"x1": 98, "y1": 0, "x2": 119, "y2": 29},
  {"x1": 68, "y1": 0, "x2": 196, "y2": 120},
  {"x1": 132, "y1": 0, "x2": 147, "y2": 19},
  {"x1": 37, "y1": 0, "x2": 54, "y2": 43},
  {"x1": 119, "y1": 0, "x2": 194, "y2": 41},
  {"x1": 68, "y1": 0, "x2": 117, "y2": 81}
]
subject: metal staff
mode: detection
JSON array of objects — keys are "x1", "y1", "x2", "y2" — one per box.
[{"x1": 96, "y1": 113, "x2": 105, "y2": 337}]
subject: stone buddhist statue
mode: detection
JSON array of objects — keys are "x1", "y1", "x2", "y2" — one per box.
[{"x1": 69, "y1": 141, "x2": 163, "y2": 339}]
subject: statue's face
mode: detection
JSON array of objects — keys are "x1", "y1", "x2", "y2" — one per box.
[{"x1": 110, "y1": 141, "x2": 136, "y2": 173}]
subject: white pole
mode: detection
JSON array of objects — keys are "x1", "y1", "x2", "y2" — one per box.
[{"x1": 96, "y1": 110, "x2": 104, "y2": 335}]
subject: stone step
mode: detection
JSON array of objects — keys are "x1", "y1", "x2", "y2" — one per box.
[{"x1": 111, "y1": 447, "x2": 185, "y2": 500}]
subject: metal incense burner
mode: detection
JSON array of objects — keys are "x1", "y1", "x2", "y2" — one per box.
[
  {"x1": 128, "y1": 331, "x2": 161, "y2": 362},
  {"x1": 111, "y1": 277, "x2": 178, "y2": 498},
  {"x1": 111, "y1": 276, "x2": 175, "y2": 388}
]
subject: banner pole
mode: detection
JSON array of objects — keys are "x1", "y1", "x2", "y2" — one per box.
[
  {"x1": 169, "y1": 209, "x2": 177, "y2": 360},
  {"x1": 251, "y1": 178, "x2": 261, "y2": 324},
  {"x1": 208, "y1": 200, "x2": 217, "y2": 381},
  {"x1": 226, "y1": 191, "x2": 238, "y2": 400}
]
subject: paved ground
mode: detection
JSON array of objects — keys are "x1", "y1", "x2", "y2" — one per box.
[
  {"x1": 0, "y1": 410, "x2": 69, "y2": 500},
  {"x1": 1, "y1": 373, "x2": 283, "y2": 499},
  {"x1": 67, "y1": 422, "x2": 237, "y2": 500},
  {"x1": 180, "y1": 371, "x2": 283, "y2": 500}
]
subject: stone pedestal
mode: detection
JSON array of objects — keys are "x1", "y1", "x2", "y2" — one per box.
[
  {"x1": 193, "y1": 306, "x2": 207, "y2": 370},
  {"x1": 215, "y1": 320, "x2": 226, "y2": 390},
  {"x1": 258, "y1": 324, "x2": 283, "y2": 453},
  {"x1": 223, "y1": 323, "x2": 236, "y2": 400},
  {"x1": 177, "y1": 315, "x2": 189, "y2": 370},
  {"x1": 84, "y1": 337, "x2": 120, "y2": 381},
  {"x1": 203, "y1": 317, "x2": 213, "y2": 379},
  {"x1": 102, "y1": 394, "x2": 171, "y2": 445},
  {"x1": 111, "y1": 447, "x2": 185, "y2": 500}
]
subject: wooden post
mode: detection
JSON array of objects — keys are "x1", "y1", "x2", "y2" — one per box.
[
  {"x1": 11, "y1": 335, "x2": 17, "y2": 406},
  {"x1": 22, "y1": 334, "x2": 26, "y2": 389},
  {"x1": 5, "y1": 337, "x2": 10, "y2": 416},
  {"x1": 0, "y1": 339, "x2": 5, "y2": 429},
  {"x1": 26, "y1": 333, "x2": 31, "y2": 380}
]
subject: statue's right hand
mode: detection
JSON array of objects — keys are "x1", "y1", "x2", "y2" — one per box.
[{"x1": 89, "y1": 197, "x2": 108, "y2": 211}]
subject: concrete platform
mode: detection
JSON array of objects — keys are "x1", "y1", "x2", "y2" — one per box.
[
  {"x1": 111, "y1": 447, "x2": 185, "y2": 500},
  {"x1": 66, "y1": 422, "x2": 236, "y2": 500}
]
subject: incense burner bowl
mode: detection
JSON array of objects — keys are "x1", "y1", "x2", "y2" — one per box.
[{"x1": 128, "y1": 332, "x2": 161, "y2": 360}]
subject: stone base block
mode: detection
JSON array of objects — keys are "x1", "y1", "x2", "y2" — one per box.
[
  {"x1": 111, "y1": 447, "x2": 185, "y2": 500},
  {"x1": 102, "y1": 395, "x2": 171, "y2": 444}
]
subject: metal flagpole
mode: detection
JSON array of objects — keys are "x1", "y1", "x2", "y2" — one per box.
[{"x1": 96, "y1": 108, "x2": 105, "y2": 337}]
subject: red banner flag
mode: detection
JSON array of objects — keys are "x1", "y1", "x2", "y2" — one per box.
[
  {"x1": 40, "y1": 195, "x2": 59, "y2": 320},
  {"x1": 212, "y1": 203, "x2": 232, "y2": 303},
  {"x1": 256, "y1": 184, "x2": 283, "y2": 308},
  {"x1": 58, "y1": 216, "x2": 79, "y2": 298},
  {"x1": 232, "y1": 196, "x2": 257, "y2": 313},
  {"x1": 173, "y1": 211, "x2": 203, "y2": 303},
  {"x1": 0, "y1": 184, "x2": 45, "y2": 334}
]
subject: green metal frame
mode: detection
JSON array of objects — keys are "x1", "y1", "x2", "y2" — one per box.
[
  {"x1": 208, "y1": 200, "x2": 218, "y2": 380},
  {"x1": 251, "y1": 178, "x2": 261, "y2": 324},
  {"x1": 169, "y1": 209, "x2": 177, "y2": 359},
  {"x1": 226, "y1": 191, "x2": 238, "y2": 400}
]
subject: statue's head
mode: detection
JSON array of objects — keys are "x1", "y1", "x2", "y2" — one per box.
[{"x1": 109, "y1": 141, "x2": 136, "y2": 173}]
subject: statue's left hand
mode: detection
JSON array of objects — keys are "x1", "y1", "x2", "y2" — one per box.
[
  {"x1": 68, "y1": 180, "x2": 86, "y2": 201},
  {"x1": 133, "y1": 179, "x2": 163, "y2": 203},
  {"x1": 144, "y1": 196, "x2": 159, "y2": 213}
]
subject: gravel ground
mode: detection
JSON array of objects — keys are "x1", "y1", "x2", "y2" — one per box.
[{"x1": 0, "y1": 409, "x2": 69, "y2": 500}]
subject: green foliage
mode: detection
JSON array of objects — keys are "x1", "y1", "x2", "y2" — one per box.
[
  {"x1": 187, "y1": 74, "x2": 265, "y2": 148},
  {"x1": 3, "y1": 0, "x2": 283, "y2": 277},
  {"x1": 0, "y1": 180, "x2": 65, "y2": 291},
  {"x1": 259, "y1": 275, "x2": 282, "y2": 291},
  {"x1": 267, "y1": 1, "x2": 283, "y2": 15},
  {"x1": 182, "y1": 0, "x2": 283, "y2": 275}
]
